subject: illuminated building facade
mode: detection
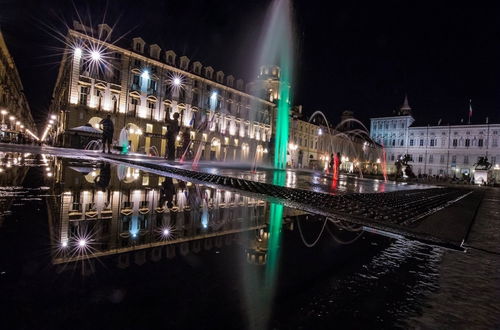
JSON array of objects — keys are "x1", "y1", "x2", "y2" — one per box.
[
  {"x1": 370, "y1": 96, "x2": 500, "y2": 181},
  {"x1": 0, "y1": 30, "x2": 37, "y2": 140},
  {"x1": 49, "y1": 22, "x2": 274, "y2": 162}
]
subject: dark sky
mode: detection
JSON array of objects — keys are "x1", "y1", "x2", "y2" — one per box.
[{"x1": 1, "y1": 0, "x2": 499, "y2": 128}]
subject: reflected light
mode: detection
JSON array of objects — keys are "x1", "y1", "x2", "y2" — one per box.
[{"x1": 141, "y1": 70, "x2": 149, "y2": 79}]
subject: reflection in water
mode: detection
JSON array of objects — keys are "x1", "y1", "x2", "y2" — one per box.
[
  {"x1": 0, "y1": 152, "x2": 31, "y2": 227},
  {"x1": 45, "y1": 158, "x2": 269, "y2": 271},
  {"x1": 1, "y1": 152, "x2": 497, "y2": 329}
]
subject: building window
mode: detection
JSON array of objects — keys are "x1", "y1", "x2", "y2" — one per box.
[
  {"x1": 492, "y1": 156, "x2": 497, "y2": 164},
  {"x1": 112, "y1": 95, "x2": 118, "y2": 112},
  {"x1": 478, "y1": 139, "x2": 483, "y2": 147},
  {"x1": 409, "y1": 139, "x2": 414, "y2": 146},
  {"x1": 430, "y1": 139, "x2": 435, "y2": 147},
  {"x1": 192, "y1": 92, "x2": 199, "y2": 106},
  {"x1": 400, "y1": 139, "x2": 404, "y2": 146},
  {"x1": 440, "y1": 155, "x2": 445, "y2": 163},
  {"x1": 390, "y1": 154, "x2": 395, "y2": 161},
  {"x1": 79, "y1": 86, "x2": 89, "y2": 105},
  {"x1": 148, "y1": 80, "x2": 157, "y2": 92},
  {"x1": 464, "y1": 155, "x2": 469, "y2": 164},
  {"x1": 429, "y1": 155, "x2": 434, "y2": 163},
  {"x1": 132, "y1": 74, "x2": 140, "y2": 86},
  {"x1": 418, "y1": 155, "x2": 423, "y2": 163},
  {"x1": 465, "y1": 139, "x2": 470, "y2": 147},
  {"x1": 493, "y1": 139, "x2": 498, "y2": 147},
  {"x1": 452, "y1": 139, "x2": 458, "y2": 147},
  {"x1": 392, "y1": 139, "x2": 395, "y2": 146},
  {"x1": 130, "y1": 98, "x2": 139, "y2": 114},
  {"x1": 419, "y1": 139, "x2": 424, "y2": 147},
  {"x1": 451, "y1": 155, "x2": 456, "y2": 163}
]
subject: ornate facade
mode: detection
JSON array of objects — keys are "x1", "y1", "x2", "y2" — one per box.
[
  {"x1": 370, "y1": 96, "x2": 500, "y2": 182},
  {"x1": 0, "y1": 29, "x2": 36, "y2": 139},
  {"x1": 49, "y1": 22, "x2": 274, "y2": 163}
]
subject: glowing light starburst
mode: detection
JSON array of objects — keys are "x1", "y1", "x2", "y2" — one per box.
[
  {"x1": 158, "y1": 225, "x2": 176, "y2": 240},
  {"x1": 35, "y1": 4, "x2": 136, "y2": 85},
  {"x1": 167, "y1": 73, "x2": 185, "y2": 91}
]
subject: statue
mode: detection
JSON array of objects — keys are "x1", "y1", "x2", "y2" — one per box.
[
  {"x1": 394, "y1": 154, "x2": 415, "y2": 180},
  {"x1": 473, "y1": 157, "x2": 492, "y2": 170}
]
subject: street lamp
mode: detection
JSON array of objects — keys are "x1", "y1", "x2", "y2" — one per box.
[
  {"x1": 1, "y1": 109, "x2": 7, "y2": 123},
  {"x1": 90, "y1": 50, "x2": 101, "y2": 61},
  {"x1": 74, "y1": 47, "x2": 82, "y2": 57},
  {"x1": 9, "y1": 116, "x2": 15, "y2": 130}
]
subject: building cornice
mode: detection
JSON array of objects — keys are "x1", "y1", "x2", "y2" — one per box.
[{"x1": 68, "y1": 29, "x2": 275, "y2": 107}]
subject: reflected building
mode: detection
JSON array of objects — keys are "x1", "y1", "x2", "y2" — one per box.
[
  {"x1": 0, "y1": 152, "x2": 31, "y2": 227},
  {"x1": 45, "y1": 158, "x2": 270, "y2": 268}
]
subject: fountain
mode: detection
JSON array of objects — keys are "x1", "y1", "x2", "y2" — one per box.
[
  {"x1": 84, "y1": 139, "x2": 102, "y2": 151},
  {"x1": 309, "y1": 112, "x2": 385, "y2": 180},
  {"x1": 253, "y1": 0, "x2": 294, "y2": 170}
]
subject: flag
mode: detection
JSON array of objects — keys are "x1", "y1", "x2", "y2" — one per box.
[
  {"x1": 437, "y1": 119, "x2": 442, "y2": 126},
  {"x1": 468, "y1": 99, "x2": 473, "y2": 124}
]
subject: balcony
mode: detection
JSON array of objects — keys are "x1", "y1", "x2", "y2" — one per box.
[{"x1": 130, "y1": 84, "x2": 141, "y2": 92}]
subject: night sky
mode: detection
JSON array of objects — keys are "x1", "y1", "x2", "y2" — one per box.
[{"x1": 1, "y1": 0, "x2": 499, "y2": 128}]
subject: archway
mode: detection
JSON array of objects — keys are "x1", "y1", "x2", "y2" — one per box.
[
  {"x1": 241, "y1": 143, "x2": 249, "y2": 161},
  {"x1": 210, "y1": 138, "x2": 221, "y2": 161},
  {"x1": 256, "y1": 145, "x2": 264, "y2": 164},
  {"x1": 88, "y1": 117, "x2": 103, "y2": 130},
  {"x1": 120, "y1": 123, "x2": 142, "y2": 152}
]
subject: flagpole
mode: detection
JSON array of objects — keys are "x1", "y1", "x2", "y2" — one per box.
[{"x1": 468, "y1": 99, "x2": 472, "y2": 125}]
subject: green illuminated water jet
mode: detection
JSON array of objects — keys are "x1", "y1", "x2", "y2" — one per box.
[
  {"x1": 254, "y1": 0, "x2": 293, "y2": 170},
  {"x1": 274, "y1": 64, "x2": 291, "y2": 170}
]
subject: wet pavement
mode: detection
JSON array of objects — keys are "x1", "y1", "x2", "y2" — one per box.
[{"x1": 0, "y1": 150, "x2": 499, "y2": 329}]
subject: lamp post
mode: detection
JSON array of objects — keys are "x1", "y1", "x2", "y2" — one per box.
[
  {"x1": 9, "y1": 116, "x2": 15, "y2": 130},
  {"x1": 0, "y1": 110, "x2": 7, "y2": 131}
]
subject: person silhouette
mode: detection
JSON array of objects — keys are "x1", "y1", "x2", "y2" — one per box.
[{"x1": 94, "y1": 163, "x2": 111, "y2": 190}]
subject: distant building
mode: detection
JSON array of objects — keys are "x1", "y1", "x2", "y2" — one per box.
[
  {"x1": 288, "y1": 106, "x2": 382, "y2": 172},
  {"x1": 0, "y1": 29, "x2": 37, "y2": 140},
  {"x1": 370, "y1": 95, "x2": 500, "y2": 182},
  {"x1": 48, "y1": 22, "x2": 274, "y2": 163}
]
